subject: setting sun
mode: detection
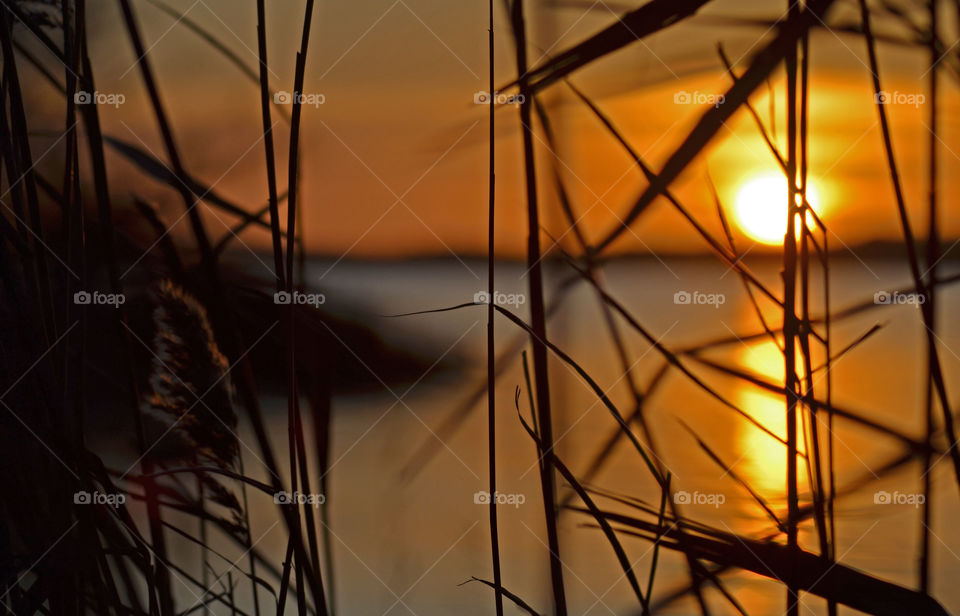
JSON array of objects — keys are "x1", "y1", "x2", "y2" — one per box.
[{"x1": 734, "y1": 174, "x2": 822, "y2": 245}]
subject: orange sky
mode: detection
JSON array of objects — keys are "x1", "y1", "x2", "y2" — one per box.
[{"x1": 22, "y1": 0, "x2": 960, "y2": 259}]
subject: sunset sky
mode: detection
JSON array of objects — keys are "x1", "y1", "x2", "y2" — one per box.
[
  {"x1": 24, "y1": 0, "x2": 960, "y2": 258},
  {"x1": 10, "y1": 3, "x2": 960, "y2": 613}
]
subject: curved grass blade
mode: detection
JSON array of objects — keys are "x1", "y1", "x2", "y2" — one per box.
[
  {"x1": 458, "y1": 577, "x2": 541, "y2": 616},
  {"x1": 677, "y1": 419, "x2": 784, "y2": 531},
  {"x1": 141, "y1": 0, "x2": 290, "y2": 122},
  {"x1": 499, "y1": 0, "x2": 713, "y2": 94},
  {"x1": 516, "y1": 409, "x2": 648, "y2": 607},
  {"x1": 391, "y1": 301, "x2": 666, "y2": 483},
  {"x1": 103, "y1": 135, "x2": 290, "y2": 241}
]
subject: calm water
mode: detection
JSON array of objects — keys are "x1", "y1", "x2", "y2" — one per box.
[{"x1": 171, "y1": 256, "x2": 960, "y2": 615}]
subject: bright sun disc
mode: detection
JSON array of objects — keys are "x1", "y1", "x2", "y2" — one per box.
[{"x1": 734, "y1": 174, "x2": 821, "y2": 245}]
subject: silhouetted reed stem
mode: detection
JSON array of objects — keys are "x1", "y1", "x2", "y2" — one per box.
[
  {"x1": 249, "y1": 10, "x2": 281, "y2": 613},
  {"x1": 485, "y1": 1, "x2": 503, "y2": 614},
  {"x1": 920, "y1": 0, "x2": 940, "y2": 594},
  {"x1": 508, "y1": 1, "x2": 567, "y2": 613},
  {"x1": 282, "y1": 1, "x2": 327, "y2": 614},
  {"x1": 256, "y1": 0, "x2": 285, "y2": 290},
  {"x1": 784, "y1": 2, "x2": 801, "y2": 613}
]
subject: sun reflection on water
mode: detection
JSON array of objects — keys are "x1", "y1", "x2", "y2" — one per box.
[{"x1": 735, "y1": 340, "x2": 809, "y2": 500}]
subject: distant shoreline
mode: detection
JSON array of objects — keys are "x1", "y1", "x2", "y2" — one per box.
[{"x1": 219, "y1": 239, "x2": 959, "y2": 265}]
